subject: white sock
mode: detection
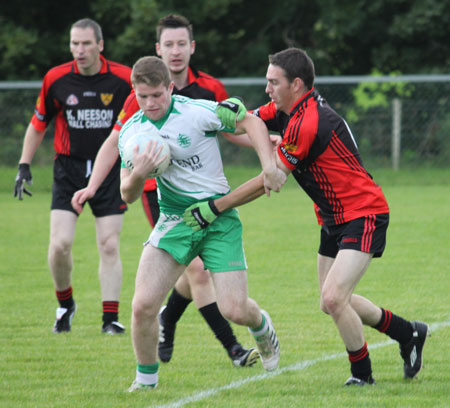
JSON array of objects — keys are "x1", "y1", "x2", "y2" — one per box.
[{"x1": 136, "y1": 370, "x2": 158, "y2": 386}]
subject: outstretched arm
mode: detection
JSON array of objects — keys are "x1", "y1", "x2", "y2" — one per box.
[
  {"x1": 216, "y1": 97, "x2": 285, "y2": 194},
  {"x1": 235, "y1": 114, "x2": 286, "y2": 194},
  {"x1": 222, "y1": 132, "x2": 282, "y2": 149},
  {"x1": 184, "y1": 156, "x2": 290, "y2": 230}
]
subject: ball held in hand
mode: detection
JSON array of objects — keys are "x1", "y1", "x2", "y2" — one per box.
[{"x1": 122, "y1": 131, "x2": 171, "y2": 178}]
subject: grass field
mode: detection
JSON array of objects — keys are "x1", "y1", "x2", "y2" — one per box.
[{"x1": 1, "y1": 166, "x2": 449, "y2": 408}]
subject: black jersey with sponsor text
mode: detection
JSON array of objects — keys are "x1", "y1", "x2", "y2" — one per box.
[{"x1": 31, "y1": 55, "x2": 132, "y2": 161}]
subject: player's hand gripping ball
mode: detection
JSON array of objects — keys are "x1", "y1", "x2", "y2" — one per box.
[{"x1": 122, "y1": 131, "x2": 171, "y2": 178}]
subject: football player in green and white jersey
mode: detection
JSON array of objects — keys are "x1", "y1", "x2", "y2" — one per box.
[{"x1": 119, "y1": 56, "x2": 286, "y2": 391}]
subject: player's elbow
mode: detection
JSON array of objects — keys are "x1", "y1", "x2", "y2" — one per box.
[{"x1": 120, "y1": 189, "x2": 137, "y2": 204}]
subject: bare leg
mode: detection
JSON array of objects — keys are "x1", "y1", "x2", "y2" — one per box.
[
  {"x1": 48, "y1": 210, "x2": 77, "y2": 291},
  {"x1": 319, "y1": 250, "x2": 372, "y2": 351},
  {"x1": 131, "y1": 244, "x2": 185, "y2": 365},
  {"x1": 95, "y1": 214, "x2": 123, "y2": 302},
  {"x1": 211, "y1": 270, "x2": 262, "y2": 328},
  {"x1": 318, "y1": 254, "x2": 382, "y2": 328},
  {"x1": 182, "y1": 257, "x2": 216, "y2": 308}
]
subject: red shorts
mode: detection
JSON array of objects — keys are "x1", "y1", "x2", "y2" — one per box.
[{"x1": 318, "y1": 213, "x2": 389, "y2": 258}]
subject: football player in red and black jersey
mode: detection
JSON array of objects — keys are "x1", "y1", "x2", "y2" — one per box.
[
  {"x1": 71, "y1": 14, "x2": 259, "y2": 368},
  {"x1": 185, "y1": 47, "x2": 429, "y2": 385},
  {"x1": 14, "y1": 19, "x2": 132, "y2": 335}
]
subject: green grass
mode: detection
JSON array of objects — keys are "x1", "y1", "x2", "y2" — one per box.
[{"x1": 0, "y1": 166, "x2": 449, "y2": 408}]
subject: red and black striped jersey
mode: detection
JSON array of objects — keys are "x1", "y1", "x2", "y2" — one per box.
[
  {"x1": 114, "y1": 65, "x2": 228, "y2": 191},
  {"x1": 31, "y1": 55, "x2": 132, "y2": 161},
  {"x1": 253, "y1": 89, "x2": 389, "y2": 226}
]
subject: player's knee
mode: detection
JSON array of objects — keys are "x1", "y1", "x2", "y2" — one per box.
[
  {"x1": 185, "y1": 259, "x2": 210, "y2": 286},
  {"x1": 321, "y1": 288, "x2": 344, "y2": 317},
  {"x1": 98, "y1": 234, "x2": 120, "y2": 259},
  {"x1": 218, "y1": 301, "x2": 247, "y2": 325},
  {"x1": 49, "y1": 237, "x2": 72, "y2": 259},
  {"x1": 319, "y1": 297, "x2": 330, "y2": 315},
  {"x1": 131, "y1": 296, "x2": 156, "y2": 323}
]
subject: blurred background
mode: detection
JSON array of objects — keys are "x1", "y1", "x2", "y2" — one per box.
[{"x1": 1, "y1": 0, "x2": 449, "y2": 168}]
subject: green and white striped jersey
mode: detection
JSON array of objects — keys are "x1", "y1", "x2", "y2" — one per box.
[{"x1": 118, "y1": 95, "x2": 235, "y2": 214}]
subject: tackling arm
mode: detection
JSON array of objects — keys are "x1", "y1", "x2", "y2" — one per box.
[
  {"x1": 184, "y1": 153, "x2": 291, "y2": 230},
  {"x1": 236, "y1": 114, "x2": 286, "y2": 194},
  {"x1": 215, "y1": 154, "x2": 290, "y2": 212}
]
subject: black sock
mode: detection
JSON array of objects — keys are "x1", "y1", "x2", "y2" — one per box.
[
  {"x1": 56, "y1": 287, "x2": 74, "y2": 309},
  {"x1": 163, "y1": 289, "x2": 192, "y2": 326},
  {"x1": 348, "y1": 342, "x2": 372, "y2": 380},
  {"x1": 373, "y1": 308, "x2": 413, "y2": 345},
  {"x1": 199, "y1": 302, "x2": 237, "y2": 351},
  {"x1": 102, "y1": 301, "x2": 119, "y2": 324}
]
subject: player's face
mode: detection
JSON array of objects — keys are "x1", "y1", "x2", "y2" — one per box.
[
  {"x1": 156, "y1": 28, "x2": 195, "y2": 75},
  {"x1": 70, "y1": 27, "x2": 104, "y2": 76},
  {"x1": 265, "y1": 64, "x2": 297, "y2": 114},
  {"x1": 134, "y1": 82, "x2": 174, "y2": 121}
]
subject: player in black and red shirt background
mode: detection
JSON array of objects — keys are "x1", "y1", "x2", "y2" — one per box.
[
  {"x1": 71, "y1": 14, "x2": 259, "y2": 368},
  {"x1": 185, "y1": 48, "x2": 429, "y2": 385},
  {"x1": 13, "y1": 19, "x2": 132, "y2": 335}
]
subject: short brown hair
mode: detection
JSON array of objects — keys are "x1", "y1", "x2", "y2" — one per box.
[
  {"x1": 269, "y1": 48, "x2": 315, "y2": 89},
  {"x1": 71, "y1": 18, "x2": 103, "y2": 42},
  {"x1": 156, "y1": 14, "x2": 193, "y2": 42},
  {"x1": 131, "y1": 56, "x2": 171, "y2": 88}
]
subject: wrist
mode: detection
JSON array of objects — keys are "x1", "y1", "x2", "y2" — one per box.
[
  {"x1": 263, "y1": 164, "x2": 278, "y2": 176},
  {"x1": 208, "y1": 199, "x2": 221, "y2": 216}
]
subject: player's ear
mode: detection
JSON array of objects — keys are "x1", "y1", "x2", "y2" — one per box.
[
  {"x1": 98, "y1": 39, "x2": 104, "y2": 53},
  {"x1": 190, "y1": 40, "x2": 196, "y2": 55},
  {"x1": 155, "y1": 42, "x2": 161, "y2": 56},
  {"x1": 292, "y1": 77, "x2": 304, "y2": 93}
]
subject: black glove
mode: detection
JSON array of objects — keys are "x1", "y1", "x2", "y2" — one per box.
[{"x1": 14, "y1": 163, "x2": 33, "y2": 200}]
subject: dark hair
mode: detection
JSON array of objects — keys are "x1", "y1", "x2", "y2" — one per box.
[
  {"x1": 156, "y1": 14, "x2": 193, "y2": 42},
  {"x1": 269, "y1": 48, "x2": 315, "y2": 89},
  {"x1": 131, "y1": 56, "x2": 171, "y2": 88},
  {"x1": 71, "y1": 18, "x2": 103, "y2": 42}
]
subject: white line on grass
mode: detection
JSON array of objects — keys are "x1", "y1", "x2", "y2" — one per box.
[{"x1": 150, "y1": 320, "x2": 450, "y2": 408}]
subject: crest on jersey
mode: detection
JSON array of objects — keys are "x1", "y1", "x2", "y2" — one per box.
[
  {"x1": 177, "y1": 134, "x2": 191, "y2": 148},
  {"x1": 66, "y1": 94, "x2": 79, "y2": 106},
  {"x1": 284, "y1": 143, "x2": 297, "y2": 153},
  {"x1": 101, "y1": 93, "x2": 113, "y2": 106},
  {"x1": 117, "y1": 109, "x2": 126, "y2": 122}
]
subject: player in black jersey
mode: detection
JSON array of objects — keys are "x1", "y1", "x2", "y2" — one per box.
[
  {"x1": 185, "y1": 48, "x2": 430, "y2": 386},
  {"x1": 14, "y1": 19, "x2": 132, "y2": 335}
]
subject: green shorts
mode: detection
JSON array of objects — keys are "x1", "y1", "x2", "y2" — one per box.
[{"x1": 146, "y1": 209, "x2": 247, "y2": 272}]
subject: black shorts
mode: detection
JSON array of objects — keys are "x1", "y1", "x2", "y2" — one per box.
[
  {"x1": 318, "y1": 213, "x2": 389, "y2": 258},
  {"x1": 51, "y1": 154, "x2": 127, "y2": 217},
  {"x1": 141, "y1": 189, "x2": 160, "y2": 228}
]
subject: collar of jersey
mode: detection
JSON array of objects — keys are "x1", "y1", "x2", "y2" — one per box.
[
  {"x1": 289, "y1": 88, "x2": 314, "y2": 116},
  {"x1": 72, "y1": 54, "x2": 107, "y2": 75},
  {"x1": 141, "y1": 97, "x2": 180, "y2": 129}
]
